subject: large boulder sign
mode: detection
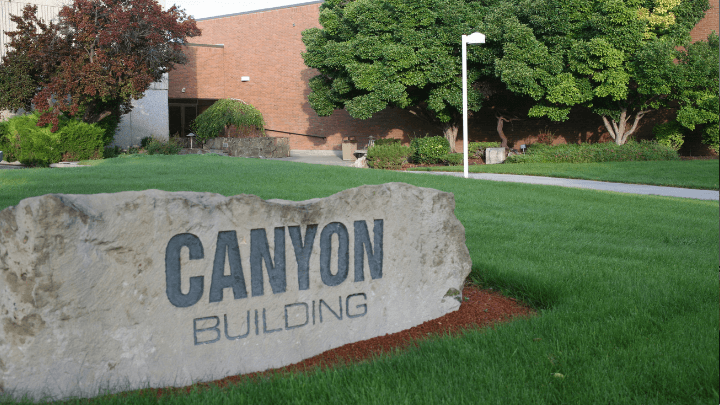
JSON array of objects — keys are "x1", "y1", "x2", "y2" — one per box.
[{"x1": 0, "y1": 183, "x2": 471, "y2": 401}]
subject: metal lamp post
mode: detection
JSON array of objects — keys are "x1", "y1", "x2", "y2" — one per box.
[{"x1": 462, "y1": 32, "x2": 485, "y2": 178}]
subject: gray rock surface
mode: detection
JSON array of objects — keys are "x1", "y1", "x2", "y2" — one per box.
[{"x1": 0, "y1": 183, "x2": 471, "y2": 401}]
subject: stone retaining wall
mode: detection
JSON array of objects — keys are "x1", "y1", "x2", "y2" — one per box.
[{"x1": 203, "y1": 137, "x2": 290, "y2": 158}]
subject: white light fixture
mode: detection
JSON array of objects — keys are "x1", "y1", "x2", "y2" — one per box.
[
  {"x1": 462, "y1": 32, "x2": 485, "y2": 178},
  {"x1": 181, "y1": 87, "x2": 186, "y2": 93},
  {"x1": 187, "y1": 132, "x2": 196, "y2": 149},
  {"x1": 241, "y1": 76, "x2": 250, "y2": 82}
]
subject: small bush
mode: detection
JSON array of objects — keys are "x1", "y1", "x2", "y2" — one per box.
[
  {"x1": 146, "y1": 137, "x2": 182, "y2": 155},
  {"x1": 103, "y1": 145, "x2": 121, "y2": 158},
  {"x1": 536, "y1": 129, "x2": 556, "y2": 145},
  {"x1": 374, "y1": 138, "x2": 401, "y2": 147},
  {"x1": 366, "y1": 143, "x2": 413, "y2": 169},
  {"x1": 140, "y1": 136, "x2": 153, "y2": 148},
  {"x1": 505, "y1": 140, "x2": 679, "y2": 164},
  {"x1": 468, "y1": 142, "x2": 501, "y2": 158},
  {"x1": 702, "y1": 123, "x2": 718, "y2": 154},
  {"x1": 0, "y1": 113, "x2": 62, "y2": 166},
  {"x1": 653, "y1": 121, "x2": 686, "y2": 151},
  {"x1": 410, "y1": 135, "x2": 449, "y2": 164},
  {"x1": 58, "y1": 119, "x2": 105, "y2": 161},
  {"x1": 442, "y1": 153, "x2": 463, "y2": 166}
]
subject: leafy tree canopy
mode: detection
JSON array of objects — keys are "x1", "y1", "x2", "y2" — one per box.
[
  {"x1": 0, "y1": 0, "x2": 200, "y2": 131},
  {"x1": 672, "y1": 33, "x2": 719, "y2": 153},
  {"x1": 302, "y1": 0, "x2": 490, "y2": 151},
  {"x1": 494, "y1": 0, "x2": 710, "y2": 144}
]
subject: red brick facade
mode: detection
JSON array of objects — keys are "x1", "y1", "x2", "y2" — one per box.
[{"x1": 169, "y1": 1, "x2": 719, "y2": 155}]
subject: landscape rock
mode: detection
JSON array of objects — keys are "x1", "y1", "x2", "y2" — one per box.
[
  {"x1": 0, "y1": 183, "x2": 471, "y2": 401},
  {"x1": 350, "y1": 156, "x2": 369, "y2": 168}
]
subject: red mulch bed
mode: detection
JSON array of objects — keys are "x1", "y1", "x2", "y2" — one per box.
[{"x1": 138, "y1": 285, "x2": 534, "y2": 399}]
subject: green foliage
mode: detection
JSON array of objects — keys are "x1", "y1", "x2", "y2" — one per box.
[
  {"x1": 57, "y1": 119, "x2": 105, "y2": 161},
  {"x1": 1, "y1": 113, "x2": 62, "y2": 166},
  {"x1": 302, "y1": 0, "x2": 486, "y2": 129},
  {"x1": 410, "y1": 135, "x2": 450, "y2": 164},
  {"x1": 192, "y1": 99, "x2": 266, "y2": 143},
  {"x1": 366, "y1": 142, "x2": 413, "y2": 169},
  {"x1": 145, "y1": 138, "x2": 183, "y2": 155},
  {"x1": 374, "y1": 138, "x2": 402, "y2": 147},
  {"x1": 0, "y1": 112, "x2": 106, "y2": 165},
  {"x1": 442, "y1": 153, "x2": 463, "y2": 166},
  {"x1": 673, "y1": 33, "x2": 719, "y2": 154},
  {"x1": 103, "y1": 145, "x2": 122, "y2": 159},
  {"x1": 505, "y1": 141, "x2": 679, "y2": 164},
  {"x1": 653, "y1": 121, "x2": 686, "y2": 151},
  {"x1": 494, "y1": 0, "x2": 709, "y2": 144},
  {"x1": 140, "y1": 136, "x2": 153, "y2": 148},
  {"x1": 468, "y1": 141, "x2": 501, "y2": 158}
]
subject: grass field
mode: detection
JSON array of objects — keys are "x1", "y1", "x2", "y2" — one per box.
[
  {"x1": 1, "y1": 154, "x2": 718, "y2": 404},
  {"x1": 408, "y1": 160, "x2": 720, "y2": 190}
]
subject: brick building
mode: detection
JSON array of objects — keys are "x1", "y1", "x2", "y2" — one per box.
[{"x1": 168, "y1": 1, "x2": 719, "y2": 155}]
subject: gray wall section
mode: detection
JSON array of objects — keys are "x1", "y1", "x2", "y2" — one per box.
[{"x1": 113, "y1": 74, "x2": 170, "y2": 148}]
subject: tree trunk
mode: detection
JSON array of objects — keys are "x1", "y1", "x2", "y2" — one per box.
[
  {"x1": 496, "y1": 116, "x2": 509, "y2": 149},
  {"x1": 443, "y1": 123, "x2": 459, "y2": 153},
  {"x1": 601, "y1": 108, "x2": 647, "y2": 145}
]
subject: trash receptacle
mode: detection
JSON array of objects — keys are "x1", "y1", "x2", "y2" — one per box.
[{"x1": 342, "y1": 137, "x2": 358, "y2": 161}]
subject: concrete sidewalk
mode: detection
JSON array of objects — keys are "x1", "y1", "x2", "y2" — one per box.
[
  {"x1": 268, "y1": 153, "x2": 719, "y2": 200},
  {"x1": 404, "y1": 171, "x2": 719, "y2": 201}
]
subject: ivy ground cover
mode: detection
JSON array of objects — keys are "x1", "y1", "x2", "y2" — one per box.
[{"x1": 0, "y1": 154, "x2": 717, "y2": 404}]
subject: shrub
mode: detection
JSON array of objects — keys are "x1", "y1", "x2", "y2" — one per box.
[
  {"x1": 410, "y1": 135, "x2": 449, "y2": 164},
  {"x1": 653, "y1": 121, "x2": 686, "y2": 151},
  {"x1": 58, "y1": 119, "x2": 105, "y2": 161},
  {"x1": 146, "y1": 137, "x2": 182, "y2": 155},
  {"x1": 468, "y1": 142, "x2": 501, "y2": 158},
  {"x1": 192, "y1": 99, "x2": 265, "y2": 143},
  {"x1": 103, "y1": 145, "x2": 122, "y2": 158},
  {"x1": 504, "y1": 140, "x2": 679, "y2": 164},
  {"x1": 0, "y1": 113, "x2": 62, "y2": 166},
  {"x1": 702, "y1": 123, "x2": 718, "y2": 154},
  {"x1": 140, "y1": 136, "x2": 153, "y2": 148},
  {"x1": 536, "y1": 128, "x2": 556, "y2": 145},
  {"x1": 366, "y1": 143, "x2": 413, "y2": 169},
  {"x1": 374, "y1": 138, "x2": 401, "y2": 147},
  {"x1": 442, "y1": 153, "x2": 463, "y2": 166},
  {"x1": 0, "y1": 113, "x2": 107, "y2": 165}
]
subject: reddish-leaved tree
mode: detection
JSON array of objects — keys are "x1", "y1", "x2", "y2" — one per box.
[{"x1": 0, "y1": 0, "x2": 200, "y2": 131}]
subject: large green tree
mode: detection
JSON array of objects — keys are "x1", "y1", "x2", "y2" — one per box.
[
  {"x1": 493, "y1": 0, "x2": 709, "y2": 144},
  {"x1": 0, "y1": 0, "x2": 200, "y2": 132},
  {"x1": 302, "y1": 0, "x2": 491, "y2": 152},
  {"x1": 672, "y1": 33, "x2": 719, "y2": 153}
]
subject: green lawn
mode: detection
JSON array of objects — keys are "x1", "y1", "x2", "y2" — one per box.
[
  {"x1": 408, "y1": 160, "x2": 720, "y2": 190},
  {"x1": 1, "y1": 154, "x2": 718, "y2": 404}
]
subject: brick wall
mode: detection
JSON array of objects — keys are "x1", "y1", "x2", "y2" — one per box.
[
  {"x1": 690, "y1": 0, "x2": 719, "y2": 42},
  {"x1": 169, "y1": 1, "x2": 719, "y2": 155}
]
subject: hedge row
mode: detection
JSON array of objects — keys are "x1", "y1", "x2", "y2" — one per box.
[{"x1": 505, "y1": 141, "x2": 680, "y2": 164}]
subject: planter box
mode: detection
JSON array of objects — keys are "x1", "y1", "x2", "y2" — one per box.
[
  {"x1": 485, "y1": 147, "x2": 506, "y2": 164},
  {"x1": 342, "y1": 142, "x2": 358, "y2": 160},
  {"x1": 203, "y1": 137, "x2": 290, "y2": 158}
]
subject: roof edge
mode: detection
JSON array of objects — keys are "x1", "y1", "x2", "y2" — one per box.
[{"x1": 195, "y1": 1, "x2": 324, "y2": 22}]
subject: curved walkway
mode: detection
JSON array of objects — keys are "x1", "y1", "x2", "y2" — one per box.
[{"x1": 405, "y1": 171, "x2": 719, "y2": 201}]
